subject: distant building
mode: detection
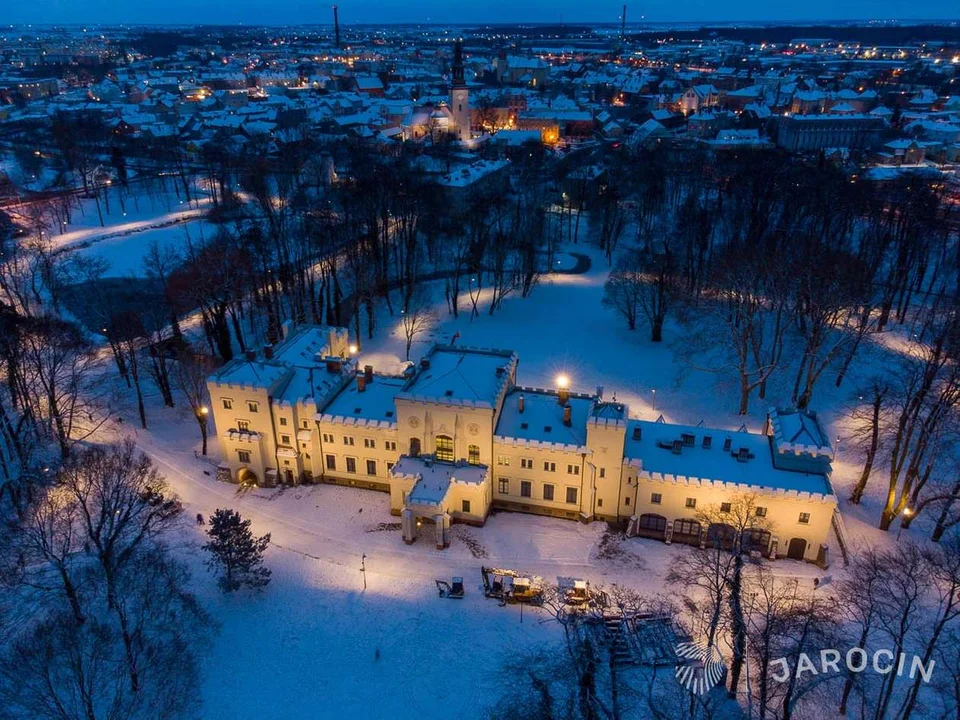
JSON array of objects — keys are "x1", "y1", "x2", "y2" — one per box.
[{"x1": 777, "y1": 114, "x2": 884, "y2": 152}]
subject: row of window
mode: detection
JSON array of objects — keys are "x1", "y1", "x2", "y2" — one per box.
[
  {"x1": 497, "y1": 456, "x2": 579, "y2": 475},
  {"x1": 325, "y1": 454, "x2": 395, "y2": 476},
  {"x1": 320, "y1": 432, "x2": 398, "y2": 452},
  {"x1": 498, "y1": 478, "x2": 578, "y2": 505},
  {"x1": 647, "y1": 493, "x2": 809, "y2": 524}
]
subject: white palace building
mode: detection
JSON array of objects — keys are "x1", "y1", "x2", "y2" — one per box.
[{"x1": 207, "y1": 323, "x2": 839, "y2": 564}]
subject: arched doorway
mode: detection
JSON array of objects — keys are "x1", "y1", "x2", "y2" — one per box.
[
  {"x1": 237, "y1": 468, "x2": 259, "y2": 486},
  {"x1": 409, "y1": 438, "x2": 421, "y2": 457},
  {"x1": 636, "y1": 513, "x2": 667, "y2": 540},
  {"x1": 673, "y1": 519, "x2": 702, "y2": 546},
  {"x1": 435, "y1": 435, "x2": 454, "y2": 462},
  {"x1": 787, "y1": 538, "x2": 807, "y2": 560}
]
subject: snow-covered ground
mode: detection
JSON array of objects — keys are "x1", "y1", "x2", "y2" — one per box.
[{"x1": 89, "y1": 234, "x2": 905, "y2": 718}]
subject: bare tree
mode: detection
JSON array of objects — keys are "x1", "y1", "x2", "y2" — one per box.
[{"x1": 400, "y1": 287, "x2": 438, "y2": 361}]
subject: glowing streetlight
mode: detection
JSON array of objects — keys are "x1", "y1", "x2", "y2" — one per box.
[
  {"x1": 898, "y1": 507, "x2": 913, "y2": 539},
  {"x1": 348, "y1": 343, "x2": 358, "y2": 355},
  {"x1": 556, "y1": 374, "x2": 569, "y2": 389},
  {"x1": 200, "y1": 406, "x2": 209, "y2": 416}
]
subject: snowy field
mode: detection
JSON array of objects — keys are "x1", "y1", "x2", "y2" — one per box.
[{"x1": 87, "y1": 233, "x2": 906, "y2": 719}]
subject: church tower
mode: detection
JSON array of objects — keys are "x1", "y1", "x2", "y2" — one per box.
[{"x1": 450, "y1": 39, "x2": 470, "y2": 143}]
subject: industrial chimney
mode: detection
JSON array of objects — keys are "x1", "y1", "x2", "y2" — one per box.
[
  {"x1": 563, "y1": 403, "x2": 572, "y2": 427},
  {"x1": 518, "y1": 394, "x2": 525, "y2": 413},
  {"x1": 332, "y1": 5, "x2": 341, "y2": 49},
  {"x1": 621, "y1": 5, "x2": 627, "y2": 41}
]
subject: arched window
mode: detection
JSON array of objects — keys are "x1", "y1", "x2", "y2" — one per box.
[
  {"x1": 742, "y1": 528, "x2": 771, "y2": 554},
  {"x1": 409, "y1": 438, "x2": 421, "y2": 457},
  {"x1": 673, "y1": 519, "x2": 702, "y2": 546},
  {"x1": 707, "y1": 523, "x2": 736, "y2": 551},
  {"x1": 636, "y1": 513, "x2": 667, "y2": 539},
  {"x1": 468, "y1": 445, "x2": 480, "y2": 465},
  {"x1": 435, "y1": 435, "x2": 454, "y2": 462}
]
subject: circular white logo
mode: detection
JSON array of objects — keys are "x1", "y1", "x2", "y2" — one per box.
[{"x1": 675, "y1": 641, "x2": 726, "y2": 696}]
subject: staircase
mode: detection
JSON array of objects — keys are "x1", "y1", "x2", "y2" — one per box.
[{"x1": 603, "y1": 615, "x2": 635, "y2": 666}]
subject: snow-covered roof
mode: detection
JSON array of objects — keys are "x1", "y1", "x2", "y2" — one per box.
[
  {"x1": 321, "y1": 375, "x2": 405, "y2": 424},
  {"x1": 399, "y1": 346, "x2": 516, "y2": 408},
  {"x1": 394, "y1": 456, "x2": 489, "y2": 509},
  {"x1": 623, "y1": 418, "x2": 832, "y2": 497},
  {"x1": 495, "y1": 388, "x2": 591, "y2": 449}
]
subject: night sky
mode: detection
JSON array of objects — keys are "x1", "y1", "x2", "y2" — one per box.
[{"x1": 2, "y1": 0, "x2": 958, "y2": 26}]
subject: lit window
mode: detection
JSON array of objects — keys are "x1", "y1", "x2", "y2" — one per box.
[
  {"x1": 498, "y1": 478, "x2": 509, "y2": 494},
  {"x1": 497, "y1": 455, "x2": 510, "y2": 466},
  {"x1": 468, "y1": 445, "x2": 480, "y2": 464},
  {"x1": 435, "y1": 435, "x2": 454, "y2": 462}
]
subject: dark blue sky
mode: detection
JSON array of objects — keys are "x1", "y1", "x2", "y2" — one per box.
[{"x1": 2, "y1": 0, "x2": 957, "y2": 26}]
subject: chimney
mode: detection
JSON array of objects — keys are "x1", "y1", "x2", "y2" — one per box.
[
  {"x1": 563, "y1": 403, "x2": 572, "y2": 427},
  {"x1": 558, "y1": 388, "x2": 570, "y2": 405},
  {"x1": 357, "y1": 375, "x2": 366, "y2": 392},
  {"x1": 518, "y1": 394, "x2": 525, "y2": 413},
  {"x1": 596, "y1": 385, "x2": 604, "y2": 399},
  {"x1": 632, "y1": 425, "x2": 641, "y2": 440},
  {"x1": 420, "y1": 358, "x2": 431, "y2": 370},
  {"x1": 332, "y1": 5, "x2": 340, "y2": 49},
  {"x1": 364, "y1": 365, "x2": 373, "y2": 383},
  {"x1": 263, "y1": 344, "x2": 274, "y2": 360},
  {"x1": 245, "y1": 350, "x2": 256, "y2": 361},
  {"x1": 325, "y1": 356, "x2": 342, "y2": 374}
]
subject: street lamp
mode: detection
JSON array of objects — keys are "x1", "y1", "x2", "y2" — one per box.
[
  {"x1": 898, "y1": 508, "x2": 913, "y2": 540},
  {"x1": 556, "y1": 374, "x2": 569, "y2": 389},
  {"x1": 348, "y1": 343, "x2": 358, "y2": 355},
  {"x1": 652, "y1": 388, "x2": 657, "y2": 411}
]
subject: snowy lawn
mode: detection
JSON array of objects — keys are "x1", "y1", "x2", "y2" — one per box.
[{"x1": 96, "y1": 234, "x2": 922, "y2": 718}]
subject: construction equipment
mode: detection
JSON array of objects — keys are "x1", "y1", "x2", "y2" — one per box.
[
  {"x1": 436, "y1": 576, "x2": 465, "y2": 599},
  {"x1": 481, "y1": 566, "x2": 544, "y2": 606},
  {"x1": 563, "y1": 579, "x2": 609, "y2": 609}
]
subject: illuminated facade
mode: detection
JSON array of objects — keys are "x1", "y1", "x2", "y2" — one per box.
[{"x1": 209, "y1": 324, "x2": 838, "y2": 562}]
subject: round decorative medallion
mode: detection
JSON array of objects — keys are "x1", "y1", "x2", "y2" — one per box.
[
  {"x1": 467, "y1": 423, "x2": 480, "y2": 436},
  {"x1": 408, "y1": 416, "x2": 421, "y2": 428}
]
